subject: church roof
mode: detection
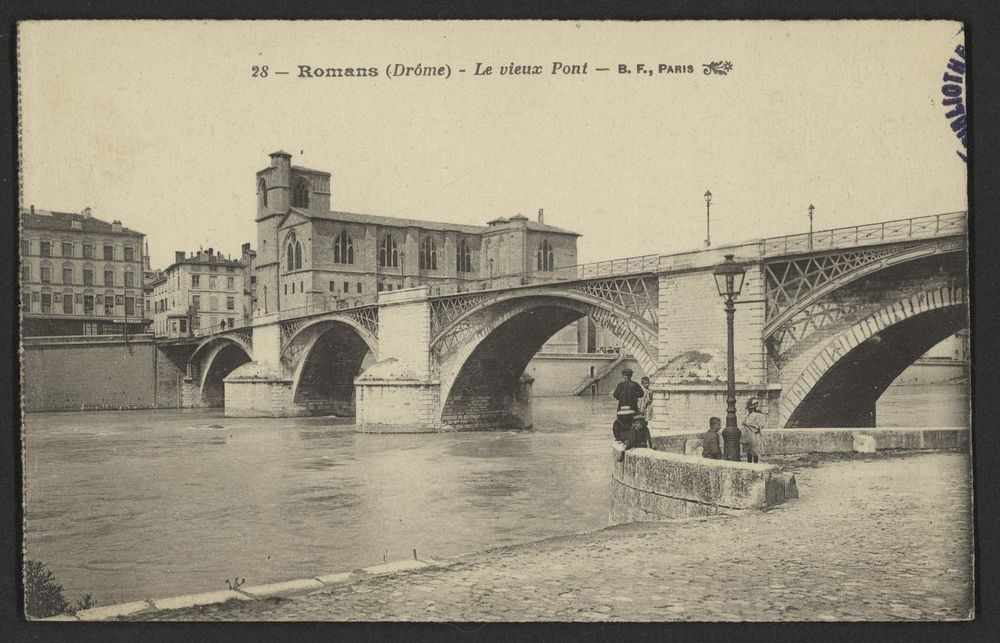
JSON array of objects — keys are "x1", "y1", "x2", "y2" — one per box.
[
  {"x1": 291, "y1": 165, "x2": 331, "y2": 175},
  {"x1": 289, "y1": 208, "x2": 580, "y2": 236}
]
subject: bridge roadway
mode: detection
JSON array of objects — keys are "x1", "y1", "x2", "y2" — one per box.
[{"x1": 172, "y1": 211, "x2": 967, "y2": 431}]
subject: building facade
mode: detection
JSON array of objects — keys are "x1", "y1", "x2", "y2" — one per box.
[
  {"x1": 20, "y1": 206, "x2": 147, "y2": 337},
  {"x1": 253, "y1": 151, "x2": 580, "y2": 315},
  {"x1": 150, "y1": 249, "x2": 245, "y2": 338},
  {"x1": 141, "y1": 241, "x2": 163, "y2": 333},
  {"x1": 240, "y1": 242, "x2": 257, "y2": 325}
]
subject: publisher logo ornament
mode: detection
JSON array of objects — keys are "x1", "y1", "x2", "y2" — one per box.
[{"x1": 703, "y1": 61, "x2": 733, "y2": 75}]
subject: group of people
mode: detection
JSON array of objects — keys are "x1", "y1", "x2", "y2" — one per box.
[
  {"x1": 611, "y1": 368, "x2": 653, "y2": 456},
  {"x1": 610, "y1": 368, "x2": 767, "y2": 463},
  {"x1": 701, "y1": 398, "x2": 767, "y2": 463}
]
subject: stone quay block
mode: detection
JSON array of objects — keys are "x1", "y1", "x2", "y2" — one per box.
[{"x1": 610, "y1": 443, "x2": 798, "y2": 524}]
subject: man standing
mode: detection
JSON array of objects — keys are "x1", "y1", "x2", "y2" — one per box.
[{"x1": 613, "y1": 368, "x2": 645, "y2": 416}]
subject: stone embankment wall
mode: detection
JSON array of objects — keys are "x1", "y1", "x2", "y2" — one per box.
[
  {"x1": 524, "y1": 354, "x2": 642, "y2": 396},
  {"x1": 612, "y1": 427, "x2": 969, "y2": 525},
  {"x1": 21, "y1": 337, "x2": 167, "y2": 412}
]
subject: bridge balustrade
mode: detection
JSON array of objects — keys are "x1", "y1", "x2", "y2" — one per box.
[
  {"x1": 760, "y1": 211, "x2": 967, "y2": 256},
  {"x1": 426, "y1": 254, "x2": 662, "y2": 298}
]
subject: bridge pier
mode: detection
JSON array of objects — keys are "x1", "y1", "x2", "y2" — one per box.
[
  {"x1": 649, "y1": 383, "x2": 781, "y2": 432},
  {"x1": 223, "y1": 361, "x2": 298, "y2": 417},
  {"x1": 356, "y1": 288, "x2": 442, "y2": 431},
  {"x1": 222, "y1": 316, "x2": 302, "y2": 417},
  {"x1": 180, "y1": 377, "x2": 204, "y2": 409},
  {"x1": 649, "y1": 247, "x2": 774, "y2": 431}
]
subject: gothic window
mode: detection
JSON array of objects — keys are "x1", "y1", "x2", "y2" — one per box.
[
  {"x1": 457, "y1": 239, "x2": 473, "y2": 273},
  {"x1": 419, "y1": 236, "x2": 438, "y2": 270},
  {"x1": 258, "y1": 177, "x2": 268, "y2": 208},
  {"x1": 379, "y1": 234, "x2": 399, "y2": 268},
  {"x1": 293, "y1": 177, "x2": 310, "y2": 208},
  {"x1": 287, "y1": 241, "x2": 295, "y2": 271},
  {"x1": 537, "y1": 239, "x2": 554, "y2": 272},
  {"x1": 333, "y1": 231, "x2": 354, "y2": 264},
  {"x1": 294, "y1": 241, "x2": 302, "y2": 270}
]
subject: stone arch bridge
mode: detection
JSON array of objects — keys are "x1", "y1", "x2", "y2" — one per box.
[{"x1": 171, "y1": 212, "x2": 967, "y2": 431}]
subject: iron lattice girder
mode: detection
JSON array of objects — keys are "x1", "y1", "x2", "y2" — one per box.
[
  {"x1": 429, "y1": 276, "x2": 659, "y2": 363},
  {"x1": 232, "y1": 328, "x2": 253, "y2": 349},
  {"x1": 763, "y1": 240, "x2": 966, "y2": 333},
  {"x1": 765, "y1": 246, "x2": 898, "y2": 321},
  {"x1": 767, "y1": 299, "x2": 869, "y2": 359},
  {"x1": 429, "y1": 293, "x2": 493, "y2": 339},
  {"x1": 345, "y1": 306, "x2": 379, "y2": 339},
  {"x1": 278, "y1": 305, "x2": 380, "y2": 371},
  {"x1": 280, "y1": 318, "x2": 309, "y2": 354},
  {"x1": 764, "y1": 237, "x2": 966, "y2": 347},
  {"x1": 568, "y1": 276, "x2": 659, "y2": 329}
]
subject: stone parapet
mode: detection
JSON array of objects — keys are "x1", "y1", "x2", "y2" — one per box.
[
  {"x1": 651, "y1": 426, "x2": 969, "y2": 456},
  {"x1": 610, "y1": 444, "x2": 798, "y2": 524},
  {"x1": 760, "y1": 427, "x2": 968, "y2": 455}
]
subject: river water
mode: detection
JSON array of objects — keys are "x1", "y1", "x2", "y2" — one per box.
[{"x1": 22, "y1": 382, "x2": 968, "y2": 605}]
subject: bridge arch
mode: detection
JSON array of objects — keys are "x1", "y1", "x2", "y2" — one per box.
[
  {"x1": 781, "y1": 284, "x2": 968, "y2": 427},
  {"x1": 432, "y1": 286, "x2": 659, "y2": 430},
  {"x1": 283, "y1": 314, "x2": 379, "y2": 416},
  {"x1": 194, "y1": 338, "x2": 253, "y2": 407}
]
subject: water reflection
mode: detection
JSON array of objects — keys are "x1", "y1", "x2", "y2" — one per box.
[{"x1": 22, "y1": 384, "x2": 966, "y2": 605}]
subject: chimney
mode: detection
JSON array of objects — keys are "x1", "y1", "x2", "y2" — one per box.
[
  {"x1": 242, "y1": 242, "x2": 251, "y2": 254},
  {"x1": 175, "y1": 251, "x2": 185, "y2": 264},
  {"x1": 112, "y1": 220, "x2": 122, "y2": 232},
  {"x1": 82, "y1": 207, "x2": 92, "y2": 218},
  {"x1": 30, "y1": 204, "x2": 34, "y2": 215},
  {"x1": 538, "y1": 208, "x2": 545, "y2": 225}
]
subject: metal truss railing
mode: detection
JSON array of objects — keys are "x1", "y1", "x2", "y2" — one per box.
[
  {"x1": 760, "y1": 211, "x2": 967, "y2": 257},
  {"x1": 426, "y1": 254, "x2": 662, "y2": 298},
  {"x1": 276, "y1": 293, "x2": 379, "y2": 321}
]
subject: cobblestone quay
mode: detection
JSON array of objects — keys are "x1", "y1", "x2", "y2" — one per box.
[{"x1": 126, "y1": 451, "x2": 972, "y2": 621}]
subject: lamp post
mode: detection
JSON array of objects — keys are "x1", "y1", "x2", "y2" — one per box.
[
  {"x1": 704, "y1": 190, "x2": 712, "y2": 247},
  {"x1": 808, "y1": 204, "x2": 815, "y2": 250},
  {"x1": 488, "y1": 257, "x2": 494, "y2": 288},
  {"x1": 713, "y1": 254, "x2": 747, "y2": 461}
]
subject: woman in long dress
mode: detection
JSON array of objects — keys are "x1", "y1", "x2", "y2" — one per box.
[{"x1": 741, "y1": 398, "x2": 766, "y2": 463}]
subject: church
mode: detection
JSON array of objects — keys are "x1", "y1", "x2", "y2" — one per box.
[{"x1": 254, "y1": 151, "x2": 581, "y2": 315}]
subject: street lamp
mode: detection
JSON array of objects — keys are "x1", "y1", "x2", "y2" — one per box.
[
  {"x1": 808, "y1": 204, "x2": 815, "y2": 250},
  {"x1": 712, "y1": 254, "x2": 747, "y2": 461},
  {"x1": 704, "y1": 190, "x2": 712, "y2": 247},
  {"x1": 488, "y1": 257, "x2": 494, "y2": 288}
]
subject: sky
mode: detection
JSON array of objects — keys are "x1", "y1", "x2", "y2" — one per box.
[{"x1": 19, "y1": 20, "x2": 967, "y2": 270}]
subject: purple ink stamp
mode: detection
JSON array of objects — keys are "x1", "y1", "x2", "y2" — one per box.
[{"x1": 941, "y1": 42, "x2": 967, "y2": 163}]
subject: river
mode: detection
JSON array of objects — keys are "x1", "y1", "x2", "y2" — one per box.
[{"x1": 22, "y1": 382, "x2": 968, "y2": 606}]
